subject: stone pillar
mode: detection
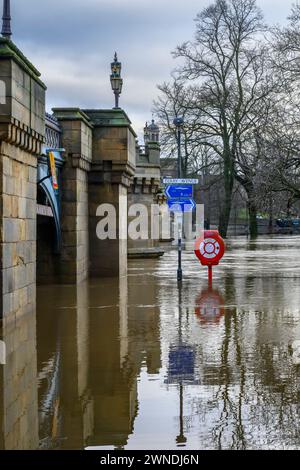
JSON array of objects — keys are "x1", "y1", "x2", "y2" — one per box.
[
  {"x1": 84, "y1": 109, "x2": 135, "y2": 278},
  {"x1": 52, "y1": 108, "x2": 93, "y2": 284},
  {"x1": 0, "y1": 38, "x2": 45, "y2": 321},
  {"x1": 128, "y1": 141, "x2": 163, "y2": 258}
]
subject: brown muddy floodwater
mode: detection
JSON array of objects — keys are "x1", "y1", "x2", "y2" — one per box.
[{"x1": 1, "y1": 236, "x2": 300, "y2": 450}]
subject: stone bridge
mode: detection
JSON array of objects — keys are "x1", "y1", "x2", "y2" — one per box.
[{"x1": 0, "y1": 36, "x2": 162, "y2": 321}]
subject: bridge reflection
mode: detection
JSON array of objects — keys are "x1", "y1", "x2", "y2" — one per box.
[{"x1": 36, "y1": 274, "x2": 161, "y2": 449}]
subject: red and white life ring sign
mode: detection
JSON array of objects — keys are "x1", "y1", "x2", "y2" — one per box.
[{"x1": 195, "y1": 230, "x2": 225, "y2": 266}]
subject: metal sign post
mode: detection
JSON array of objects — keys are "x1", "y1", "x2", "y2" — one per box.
[{"x1": 177, "y1": 212, "x2": 183, "y2": 282}]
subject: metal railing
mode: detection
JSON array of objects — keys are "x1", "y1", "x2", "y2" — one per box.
[{"x1": 45, "y1": 113, "x2": 61, "y2": 149}]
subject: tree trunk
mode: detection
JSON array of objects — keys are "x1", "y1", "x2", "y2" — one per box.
[
  {"x1": 219, "y1": 149, "x2": 234, "y2": 238},
  {"x1": 268, "y1": 197, "x2": 273, "y2": 234},
  {"x1": 248, "y1": 201, "x2": 258, "y2": 239},
  {"x1": 286, "y1": 198, "x2": 292, "y2": 219},
  {"x1": 219, "y1": 191, "x2": 232, "y2": 238}
]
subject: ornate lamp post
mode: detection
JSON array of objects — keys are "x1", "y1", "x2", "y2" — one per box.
[
  {"x1": 1, "y1": 0, "x2": 11, "y2": 39},
  {"x1": 110, "y1": 52, "x2": 123, "y2": 109},
  {"x1": 173, "y1": 116, "x2": 184, "y2": 179},
  {"x1": 173, "y1": 116, "x2": 184, "y2": 282}
]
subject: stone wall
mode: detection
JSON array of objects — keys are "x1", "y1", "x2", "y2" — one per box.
[
  {"x1": 0, "y1": 144, "x2": 37, "y2": 318},
  {"x1": 53, "y1": 109, "x2": 93, "y2": 284},
  {"x1": 0, "y1": 38, "x2": 45, "y2": 320}
]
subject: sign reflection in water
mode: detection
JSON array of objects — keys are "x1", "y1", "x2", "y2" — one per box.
[{"x1": 194, "y1": 288, "x2": 225, "y2": 325}]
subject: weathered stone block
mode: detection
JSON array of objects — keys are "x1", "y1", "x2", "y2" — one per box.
[
  {"x1": 3, "y1": 266, "x2": 14, "y2": 294},
  {"x1": 3, "y1": 175, "x2": 15, "y2": 195},
  {"x1": 2, "y1": 292, "x2": 13, "y2": 314},
  {"x1": 2, "y1": 243, "x2": 13, "y2": 268},
  {"x1": 25, "y1": 219, "x2": 36, "y2": 241},
  {"x1": 2, "y1": 156, "x2": 12, "y2": 176},
  {"x1": 28, "y1": 167, "x2": 36, "y2": 184},
  {"x1": 3, "y1": 219, "x2": 21, "y2": 243},
  {"x1": 2, "y1": 194, "x2": 12, "y2": 217},
  {"x1": 62, "y1": 230, "x2": 77, "y2": 247}
]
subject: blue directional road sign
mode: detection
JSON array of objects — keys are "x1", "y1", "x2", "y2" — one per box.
[
  {"x1": 168, "y1": 198, "x2": 196, "y2": 213},
  {"x1": 165, "y1": 184, "x2": 193, "y2": 199}
]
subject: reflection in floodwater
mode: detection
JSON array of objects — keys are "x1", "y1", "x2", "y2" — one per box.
[
  {"x1": 195, "y1": 287, "x2": 225, "y2": 324},
  {"x1": 1, "y1": 236, "x2": 300, "y2": 449},
  {"x1": 35, "y1": 274, "x2": 161, "y2": 450},
  {"x1": 0, "y1": 310, "x2": 38, "y2": 449}
]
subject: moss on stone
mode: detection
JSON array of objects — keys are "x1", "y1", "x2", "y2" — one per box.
[{"x1": 0, "y1": 38, "x2": 46, "y2": 89}]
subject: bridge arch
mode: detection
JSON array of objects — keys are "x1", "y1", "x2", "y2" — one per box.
[
  {"x1": 37, "y1": 150, "x2": 64, "y2": 284},
  {"x1": 37, "y1": 155, "x2": 62, "y2": 253}
]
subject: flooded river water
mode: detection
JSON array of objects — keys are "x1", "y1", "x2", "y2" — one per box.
[{"x1": 1, "y1": 236, "x2": 300, "y2": 450}]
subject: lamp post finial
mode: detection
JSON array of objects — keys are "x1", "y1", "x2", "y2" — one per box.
[{"x1": 1, "y1": 0, "x2": 12, "y2": 39}]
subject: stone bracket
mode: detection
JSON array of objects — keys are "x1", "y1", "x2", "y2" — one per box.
[
  {"x1": 0, "y1": 118, "x2": 44, "y2": 155},
  {"x1": 70, "y1": 153, "x2": 91, "y2": 171}
]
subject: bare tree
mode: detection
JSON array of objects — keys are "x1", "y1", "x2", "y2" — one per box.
[
  {"x1": 274, "y1": 3, "x2": 300, "y2": 82},
  {"x1": 155, "y1": 0, "x2": 300, "y2": 237},
  {"x1": 160, "y1": 0, "x2": 276, "y2": 237},
  {"x1": 154, "y1": 79, "x2": 213, "y2": 176}
]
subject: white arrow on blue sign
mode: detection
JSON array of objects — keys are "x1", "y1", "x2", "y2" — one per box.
[
  {"x1": 165, "y1": 184, "x2": 193, "y2": 199},
  {"x1": 168, "y1": 199, "x2": 196, "y2": 213}
]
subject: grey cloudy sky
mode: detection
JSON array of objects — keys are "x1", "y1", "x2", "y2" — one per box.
[{"x1": 12, "y1": 0, "x2": 294, "y2": 140}]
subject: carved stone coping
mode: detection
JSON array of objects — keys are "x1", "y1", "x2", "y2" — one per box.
[
  {"x1": 130, "y1": 176, "x2": 161, "y2": 194},
  {"x1": 83, "y1": 108, "x2": 137, "y2": 138},
  {"x1": 0, "y1": 117, "x2": 44, "y2": 155},
  {"x1": 52, "y1": 108, "x2": 94, "y2": 129},
  {"x1": 136, "y1": 162, "x2": 161, "y2": 170}
]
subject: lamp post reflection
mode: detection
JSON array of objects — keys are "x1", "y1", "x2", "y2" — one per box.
[{"x1": 166, "y1": 285, "x2": 197, "y2": 447}]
